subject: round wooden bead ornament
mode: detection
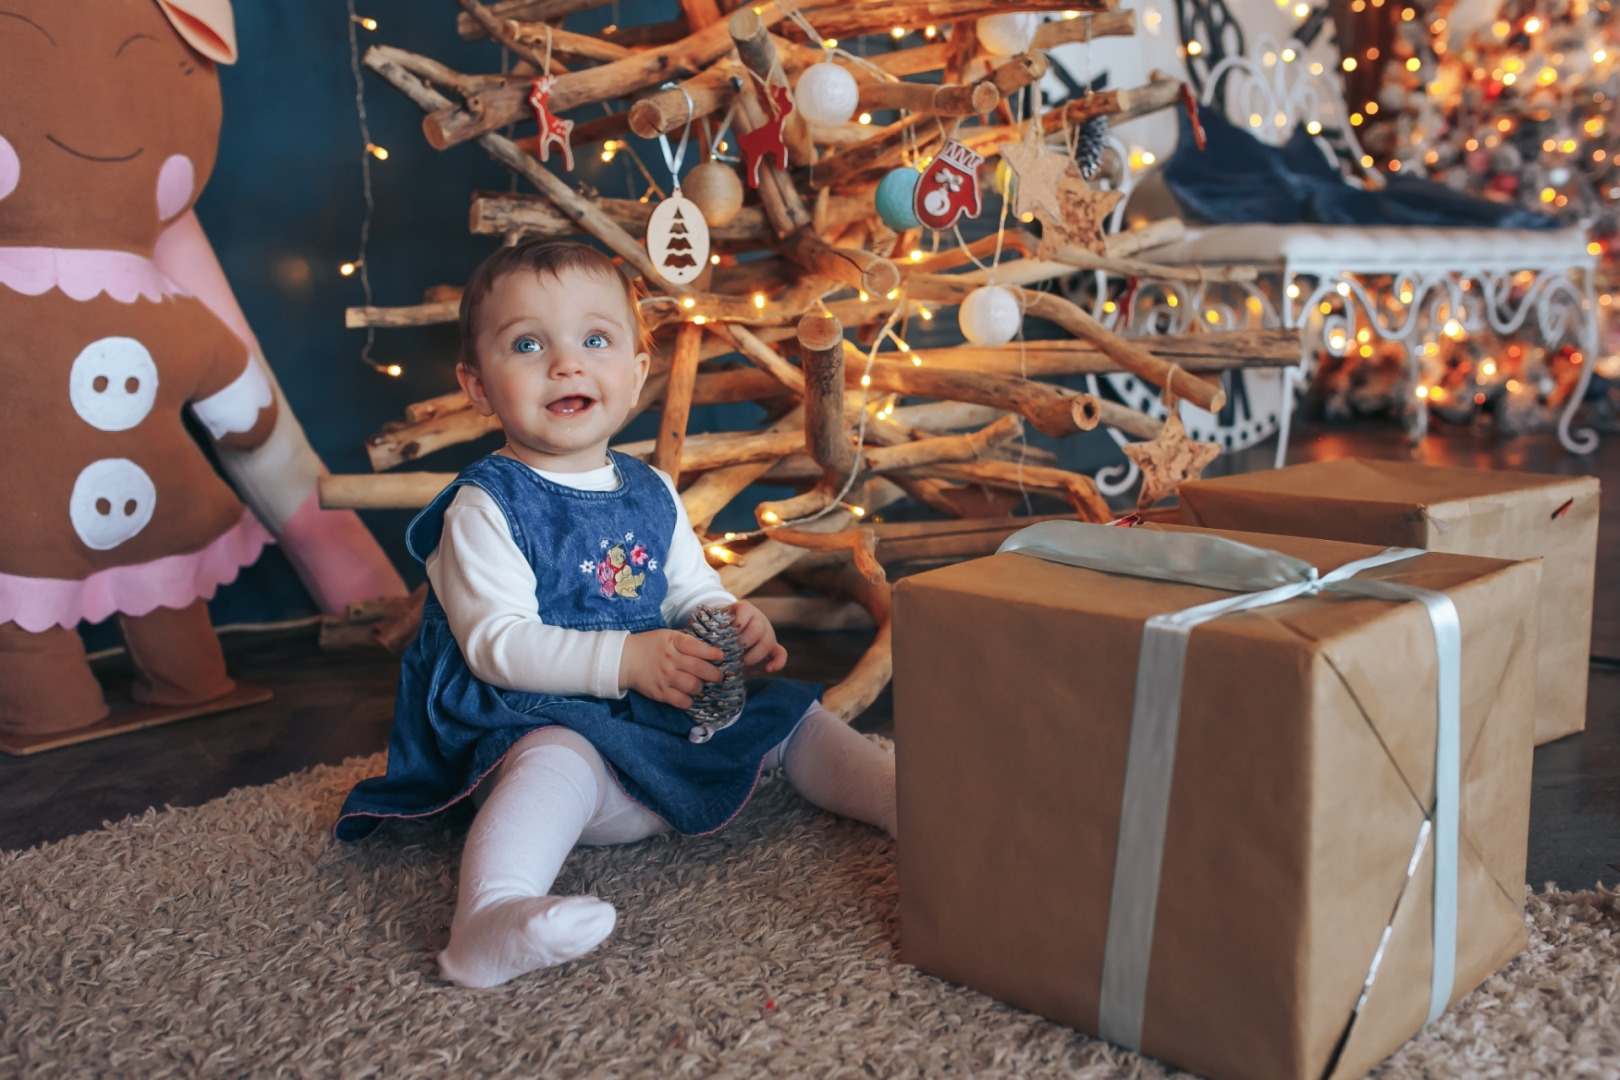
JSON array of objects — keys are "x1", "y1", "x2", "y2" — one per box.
[
  {"x1": 958, "y1": 285, "x2": 1021, "y2": 347},
  {"x1": 683, "y1": 160, "x2": 744, "y2": 227},
  {"x1": 875, "y1": 167, "x2": 922, "y2": 230},
  {"x1": 976, "y1": 13, "x2": 1039, "y2": 56},
  {"x1": 794, "y1": 62, "x2": 859, "y2": 127}
]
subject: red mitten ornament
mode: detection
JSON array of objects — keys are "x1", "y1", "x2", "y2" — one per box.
[
  {"x1": 914, "y1": 139, "x2": 985, "y2": 230},
  {"x1": 529, "y1": 75, "x2": 575, "y2": 170},
  {"x1": 737, "y1": 83, "x2": 793, "y2": 188}
]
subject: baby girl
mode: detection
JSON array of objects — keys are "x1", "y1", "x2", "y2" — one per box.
[{"x1": 337, "y1": 240, "x2": 897, "y2": 988}]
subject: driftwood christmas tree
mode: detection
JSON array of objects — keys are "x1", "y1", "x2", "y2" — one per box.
[{"x1": 319, "y1": 0, "x2": 1301, "y2": 716}]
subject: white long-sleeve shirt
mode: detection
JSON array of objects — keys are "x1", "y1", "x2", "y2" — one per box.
[{"x1": 424, "y1": 456, "x2": 736, "y2": 698}]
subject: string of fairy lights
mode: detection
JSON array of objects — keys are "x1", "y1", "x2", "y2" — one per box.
[{"x1": 343, "y1": 0, "x2": 399, "y2": 377}]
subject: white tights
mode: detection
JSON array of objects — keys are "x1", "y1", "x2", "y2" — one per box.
[{"x1": 437, "y1": 702, "x2": 896, "y2": 988}]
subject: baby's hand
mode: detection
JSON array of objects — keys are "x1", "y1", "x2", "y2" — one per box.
[
  {"x1": 620, "y1": 630, "x2": 723, "y2": 710},
  {"x1": 729, "y1": 600, "x2": 788, "y2": 672}
]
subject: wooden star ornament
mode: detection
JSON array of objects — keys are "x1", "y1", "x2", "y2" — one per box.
[
  {"x1": 1034, "y1": 166, "x2": 1123, "y2": 259},
  {"x1": 1123, "y1": 407, "x2": 1221, "y2": 510},
  {"x1": 997, "y1": 127, "x2": 1071, "y2": 222}
]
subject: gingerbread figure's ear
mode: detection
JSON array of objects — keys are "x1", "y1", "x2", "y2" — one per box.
[{"x1": 155, "y1": 0, "x2": 238, "y2": 65}]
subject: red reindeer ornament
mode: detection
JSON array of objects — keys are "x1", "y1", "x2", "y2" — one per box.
[
  {"x1": 529, "y1": 75, "x2": 575, "y2": 170},
  {"x1": 737, "y1": 83, "x2": 793, "y2": 188}
]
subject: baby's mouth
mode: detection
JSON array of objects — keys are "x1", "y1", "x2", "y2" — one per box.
[{"x1": 547, "y1": 395, "x2": 595, "y2": 417}]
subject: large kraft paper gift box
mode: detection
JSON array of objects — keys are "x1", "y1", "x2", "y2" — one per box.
[
  {"x1": 892, "y1": 522, "x2": 1540, "y2": 1080},
  {"x1": 1178, "y1": 458, "x2": 1598, "y2": 744}
]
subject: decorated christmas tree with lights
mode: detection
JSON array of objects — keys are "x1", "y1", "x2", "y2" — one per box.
[{"x1": 1312, "y1": 0, "x2": 1619, "y2": 430}]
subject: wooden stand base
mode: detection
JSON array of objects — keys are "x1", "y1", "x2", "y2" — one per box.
[{"x1": 0, "y1": 683, "x2": 273, "y2": 756}]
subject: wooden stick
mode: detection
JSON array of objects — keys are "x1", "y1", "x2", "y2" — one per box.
[
  {"x1": 616, "y1": 426, "x2": 805, "y2": 471},
  {"x1": 1108, "y1": 217, "x2": 1186, "y2": 257},
  {"x1": 320, "y1": 472, "x2": 455, "y2": 509},
  {"x1": 1030, "y1": 9, "x2": 1137, "y2": 48},
  {"x1": 856, "y1": 80, "x2": 1000, "y2": 116},
  {"x1": 713, "y1": 324, "x2": 805, "y2": 394},
  {"x1": 785, "y1": 0, "x2": 1109, "y2": 41},
  {"x1": 916, "y1": 460, "x2": 1114, "y2": 521},
  {"x1": 655, "y1": 323, "x2": 705, "y2": 483},
  {"x1": 456, "y1": 0, "x2": 615, "y2": 40},
  {"x1": 368, "y1": 409, "x2": 500, "y2": 471},
  {"x1": 904, "y1": 273, "x2": 1226, "y2": 414},
  {"x1": 503, "y1": 19, "x2": 635, "y2": 63},
  {"x1": 346, "y1": 299, "x2": 458, "y2": 329},
  {"x1": 810, "y1": 114, "x2": 947, "y2": 190},
  {"x1": 406, "y1": 389, "x2": 473, "y2": 424},
  {"x1": 718, "y1": 478, "x2": 906, "y2": 597},
  {"x1": 822, "y1": 621, "x2": 892, "y2": 721},
  {"x1": 979, "y1": 53, "x2": 1049, "y2": 98},
  {"x1": 780, "y1": 230, "x2": 900, "y2": 298},
  {"x1": 798, "y1": 314, "x2": 856, "y2": 475},
  {"x1": 861, "y1": 413, "x2": 1023, "y2": 472},
  {"x1": 904, "y1": 331, "x2": 1301, "y2": 376},
  {"x1": 628, "y1": 60, "x2": 743, "y2": 138},
  {"x1": 1048, "y1": 76, "x2": 1184, "y2": 132},
  {"x1": 680, "y1": 408, "x2": 804, "y2": 530},
  {"x1": 850, "y1": 354, "x2": 1101, "y2": 438},
  {"x1": 768, "y1": 527, "x2": 885, "y2": 590},
  {"x1": 1095, "y1": 399, "x2": 1164, "y2": 440}
]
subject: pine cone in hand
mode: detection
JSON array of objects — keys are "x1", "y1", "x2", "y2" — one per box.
[
  {"x1": 685, "y1": 605, "x2": 746, "y2": 741},
  {"x1": 1078, "y1": 114, "x2": 1108, "y2": 181}
]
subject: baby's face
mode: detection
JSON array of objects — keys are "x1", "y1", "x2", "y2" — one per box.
[{"x1": 461, "y1": 268, "x2": 648, "y2": 472}]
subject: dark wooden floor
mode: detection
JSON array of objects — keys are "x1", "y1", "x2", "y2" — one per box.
[{"x1": 3, "y1": 420, "x2": 1615, "y2": 890}]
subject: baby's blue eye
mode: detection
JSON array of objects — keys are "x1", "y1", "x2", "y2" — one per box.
[
  {"x1": 584, "y1": 332, "x2": 610, "y2": 349},
  {"x1": 514, "y1": 336, "x2": 541, "y2": 354}
]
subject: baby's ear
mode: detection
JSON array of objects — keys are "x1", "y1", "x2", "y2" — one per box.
[
  {"x1": 631, "y1": 350, "x2": 651, "y2": 401},
  {"x1": 457, "y1": 362, "x2": 495, "y2": 416}
]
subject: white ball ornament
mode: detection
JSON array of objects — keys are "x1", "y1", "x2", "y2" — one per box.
[
  {"x1": 976, "y1": 13, "x2": 1040, "y2": 56},
  {"x1": 958, "y1": 286, "x2": 1022, "y2": 347},
  {"x1": 794, "y1": 62, "x2": 859, "y2": 127}
]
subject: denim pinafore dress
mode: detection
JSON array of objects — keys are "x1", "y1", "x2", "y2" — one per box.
[{"x1": 335, "y1": 452, "x2": 821, "y2": 842}]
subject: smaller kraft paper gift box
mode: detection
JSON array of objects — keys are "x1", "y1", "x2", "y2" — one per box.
[
  {"x1": 1178, "y1": 458, "x2": 1598, "y2": 744},
  {"x1": 893, "y1": 522, "x2": 1540, "y2": 1080}
]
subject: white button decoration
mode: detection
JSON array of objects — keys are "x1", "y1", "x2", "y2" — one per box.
[
  {"x1": 69, "y1": 337, "x2": 159, "y2": 432},
  {"x1": 69, "y1": 458, "x2": 157, "y2": 551}
]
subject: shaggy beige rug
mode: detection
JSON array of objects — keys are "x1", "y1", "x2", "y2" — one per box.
[{"x1": 2, "y1": 754, "x2": 1616, "y2": 1079}]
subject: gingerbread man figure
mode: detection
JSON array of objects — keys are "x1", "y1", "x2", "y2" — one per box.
[{"x1": 0, "y1": 0, "x2": 403, "y2": 742}]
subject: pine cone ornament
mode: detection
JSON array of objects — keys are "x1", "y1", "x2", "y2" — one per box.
[
  {"x1": 1078, "y1": 114, "x2": 1108, "y2": 181},
  {"x1": 685, "y1": 605, "x2": 746, "y2": 743}
]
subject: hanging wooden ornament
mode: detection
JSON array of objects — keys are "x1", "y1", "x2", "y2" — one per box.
[
  {"x1": 958, "y1": 285, "x2": 1021, "y2": 347},
  {"x1": 875, "y1": 166, "x2": 922, "y2": 230},
  {"x1": 647, "y1": 110, "x2": 710, "y2": 286},
  {"x1": 914, "y1": 139, "x2": 985, "y2": 230},
  {"x1": 528, "y1": 75, "x2": 575, "y2": 170},
  {"x1": 997, "y1": 125, "x2": 1071, "y2": 223},
  {"x1": 737, "y1": 82, "x2": 793, "y2": 188},
  {"x1": 1033, "y1": 166, "x2": 1123, "y2": 258},
  {"x1": 794, "y1": 61, "x2": 859, "y2": 127},
  {"x1": 1123, "y1": 387, "x2": 1222, "y2": 510},
  {"x1": 685, "y1": 160, "x2": 744, "y2": 227}
]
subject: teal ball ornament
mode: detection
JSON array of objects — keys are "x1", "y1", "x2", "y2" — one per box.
[{"x1": 875, "y1": 167, "x2": 922, "y2": 231}]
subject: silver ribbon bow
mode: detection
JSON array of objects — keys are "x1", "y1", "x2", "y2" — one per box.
[{"x1": 997, "y1": 521, "x2": 1461, "y2": 1050}]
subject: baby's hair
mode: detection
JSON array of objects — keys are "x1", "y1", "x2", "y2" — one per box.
[{"x1": 458, "y1": 240, "x2": 646, "y2": 369}]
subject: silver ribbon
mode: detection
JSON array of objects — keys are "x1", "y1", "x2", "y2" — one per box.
[{"x1": 997, "y1": 521, "x2": 1461, "y2": 1049}]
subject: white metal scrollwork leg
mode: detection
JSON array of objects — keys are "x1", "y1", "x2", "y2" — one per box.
[{"x1": 1557, "y1": 276, "x2": 1600, "y2": 455}]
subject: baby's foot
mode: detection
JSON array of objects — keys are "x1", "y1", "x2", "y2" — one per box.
[{"x1": 438, "y1": 895, "x2": 616, "y2": 988}]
